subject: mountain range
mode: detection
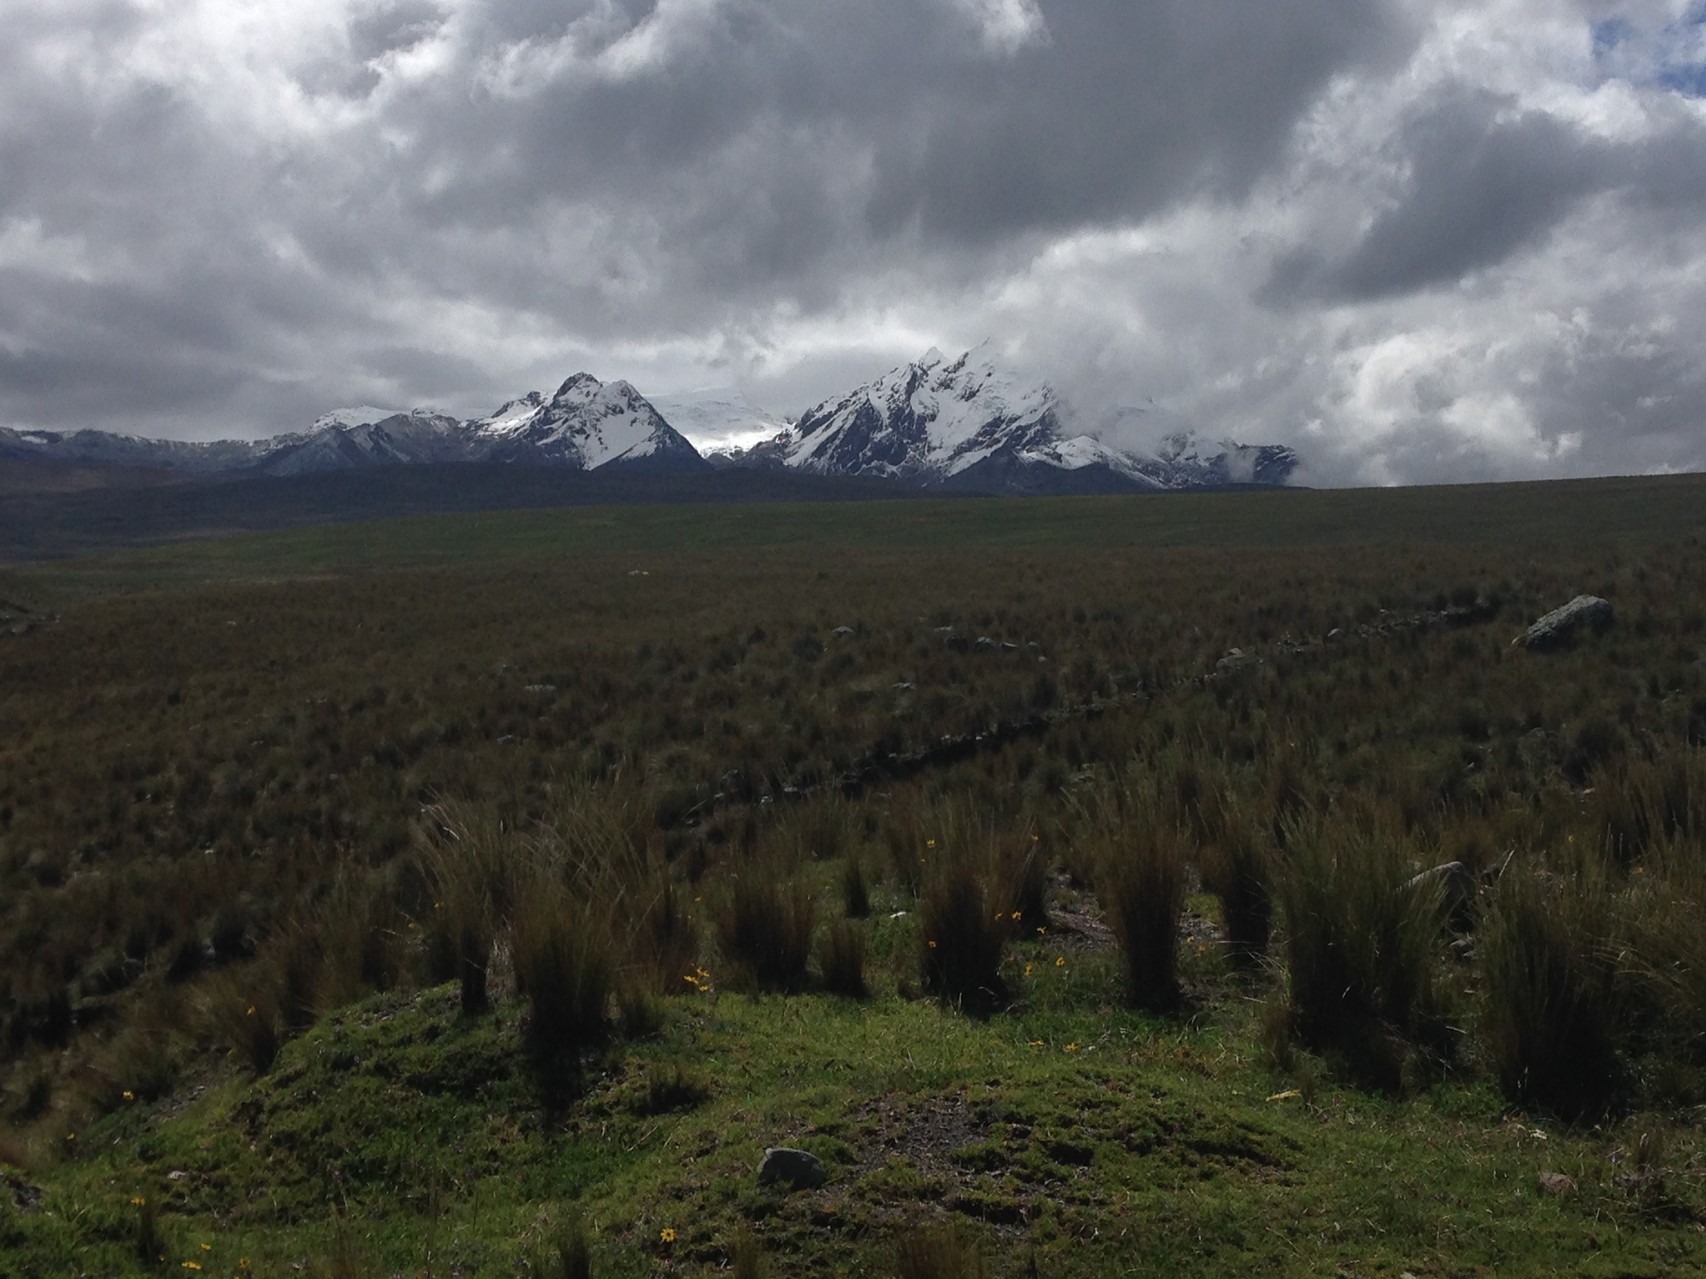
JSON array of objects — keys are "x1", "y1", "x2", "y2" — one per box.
[{"x1": 0, "y1": 346, "x2": 1300, "y2": 496}]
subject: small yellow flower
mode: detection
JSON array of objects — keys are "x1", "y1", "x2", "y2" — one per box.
[
  {"x1": 927, "y1": 939, "x2": 938, "y2": 949},
  {"x1": 660, "y1": 1227, "x2": 677, "y2": 1244},
  {"x1": 1065, "y1": 1042, "x2": 1079, "y2": 1053},
  {"x1": 1010, "y1": 910, "x2": 1022, "y2": 921},
  {"x1": 246, "y1": 1006, "x2": 256, "y2": 1017},
  {"x1": 1634, "y1": 866, "x2": 1645, "y2": 875},
  {"x1": 926, "y1": 838, "x2": 936, "y2": 849},
  {"x1": 131, "y1": 1196, "x2": 147, "y2": 1206},
  {"x1": 200, "y1": 1243, "x2": 212, "y2": 1252},
  {"x1": 1024, "y1": 963, "x2": 1034, "y2": 976},
  {"x1": 123, "y1": 1090, "x2": 135, "y2": 1102},
  {"x1": 1028, "y1": 1039, "x2": 1043, "y2": 1047},
  {"x1": 1055, "y1": 955, "x2": 1066, "y2": 968},
  {"x1": 181, "y1": 1264, "x2": 202, "y2": 1273}
]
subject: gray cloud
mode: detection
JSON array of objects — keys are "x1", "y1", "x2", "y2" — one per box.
[
  {"x1": 1264, "y1": 91, "x2": 1613, "y2": 303},
  {"x1": 1, "y1": 0, "x2": 1704, "y2": 484}
]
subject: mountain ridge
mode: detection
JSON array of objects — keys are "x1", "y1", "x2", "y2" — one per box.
[{"x1": 0, "y1": 347, "x2": 1299, "y2": 495}]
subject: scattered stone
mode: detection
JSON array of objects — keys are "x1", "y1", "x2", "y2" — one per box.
[
  {"x1": 1515, "y1": 595, "x2": 1613, "y2": 651},
  {"x1": 831, "y1": 626, "x2": 855, "y2": 639},
  {"x1": 757, "y1": 1146, "x2": 827, "y2": 1190},
  {"x1": 1215, "y1": 647, "x2": 1255, "y2": 672},
  {"x1": 1537, "y1": 1171, "x2": 1576, "y2": 1197},
  {"x1": 974, "y1": 636, "x2": 999, "y2": 652},
  {"x1": 1403, "y1": 861, "x2": 1476, "y2": 924},
  {"x1": 4, "y1": 1170, "x2": 43, "y2": 1212}
]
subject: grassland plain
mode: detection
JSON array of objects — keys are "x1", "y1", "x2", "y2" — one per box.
[{"x1": 1, "y1": 475, "x2": 1705, "y2": 1276}]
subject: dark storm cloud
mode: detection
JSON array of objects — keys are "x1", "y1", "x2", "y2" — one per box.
[
  {"x1": 0, "y1": 0, "x2": 1421, "y2": 437},
  {"x1": 3, "y1": 0, "x2": 1706, "y2": 484},
  {"x1": 1264, "y1": 91, "x2": 1611, "y2": 303},
  {"x1": 864, "y1": 0, "x2": 1411, "y2": 244}
]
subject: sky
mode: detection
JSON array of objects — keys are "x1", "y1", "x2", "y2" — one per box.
[{"x1": 3, "y1": 0, "x2": 1706, "y2": 485}]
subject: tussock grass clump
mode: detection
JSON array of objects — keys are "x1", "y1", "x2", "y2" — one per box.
[
  {"x1": 987, "y1": 828, "x2": 1050, "y2": 940},
  {"x1": 1201, "y1": 805, "x2": 1274, "y2": 970},
  {"x1": 1278, "y1": 822, "x2": 1453, "y2": 1091},
  {"x1": 842, "y1": 854, "x2": 872, "y2": 919},
  {"x1": 894, "y1": 1222, "x2": 988, "y2": 1279},
  {"x1": 714, "y1": 874, "x2": 817, "y2": 994},
  {"x1": 630, "y1": 878, "x2": 699, "y2": 995},
  {"x1": 1480, "y1": 867, "x2": 1621, "y2": 1119},
  {"x1": 1623, "y1": 843, "x2": 1706, "y2": 1075},
  {"x1": 635, "y1": 1063, "x2": 712, "y2": 1115},
  {"x1": 510, "y1": 882, "x2": 614, "y2": 1060},
  {"x1": 417, "y1": 805, "x2": 519, "y2": 1016},
  {"x1": 817, "y1": 919, "x2": 869, "y2": 999},
  {"x1": 730, "y1": 1228, "x2": 771, "y2": 1279},
  {"x1": 918, "y1": 863, "x2": 1009, "y2": 1013},
  {"x1": 532, "y1": 1216, "x2": 592, "y2": 1279},
  {"x1": 1099, "y1": 826, "x2": 1189, "y2": 1013}
]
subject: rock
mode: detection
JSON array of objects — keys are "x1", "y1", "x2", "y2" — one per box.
[
  {"x1": 974, "y1": 636, "x2": 998, "y2": 652},
  {"x1": 1404, "y1": 861, "x2": 1476, "y2": 926},
  {"x1": 1515, "y1": 595, "x2": 1612, "y2": 651},
  {"x1": 831, "y1": 626, "x2": 855, "y2": 639},
  {"x1": 757, "y1": 1146, "x2": 827, "y2": 1190},
  {"x1": 1215, "y1": 647, "x2": 1255, "y2": 673},
  {"x1": 1537, "y1": 1170, "x2": 1576, "y2": 1197}
]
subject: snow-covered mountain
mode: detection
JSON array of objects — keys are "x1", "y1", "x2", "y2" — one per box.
[
  {"x1": 734, "y1": 343, "x2": 1299, "y2": 494},
  {"x1": 0, "y1": 375, "x2": 707, "y2": 478},
  {"x1": 0, "y1": 350, "x2": 1296, "y2": 494},
  {"x1": 465, "y1": 374, "x2": 705, "y2": 471},
  {"x1": 648, "y1": 387, "x2": 792, "y2": 457}
]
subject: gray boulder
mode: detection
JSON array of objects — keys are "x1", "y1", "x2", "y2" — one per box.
[
  {"x1": 1403, "y1": 861, "x2": 1476, "y2": 927},
  {"x1": 1515, "y1": 595, "x2": 1612, "y2": 650},
  {"x1": 756, "y1": 1146, "x2": 827, "y2": 1190}
]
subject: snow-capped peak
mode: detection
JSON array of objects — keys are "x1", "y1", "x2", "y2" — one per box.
[
  {"x1": 467, "y1": 372, "x2": 704, "y2": 472},
  {"x1": 748, "y1": 342, "x2": 1300, "y2": 494},
  {"x1": 649, "y1": 386, "x2": 792, "y2": 455},
  {"x1": 778, "y1": 341, "x2": 1061, "y2": 481},
  {"x1": 313, "y1": 406, "x2": 404, "y2": 431}
]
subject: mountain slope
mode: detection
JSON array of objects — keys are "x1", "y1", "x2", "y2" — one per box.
[
  {"x1": 0, "y1": 376, "x2": 708, "y2": 480},
  {"x1": 649, "y1": 387, "x2": 792, "y2": 457},
  {"x1": 467, "y1": 374, "x2": 707, "y2": 473},
  {"x1": 740, "y1": 343, "x2": 1298, "y2": 494}
]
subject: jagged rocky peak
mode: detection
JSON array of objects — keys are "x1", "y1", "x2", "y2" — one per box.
[
  {"x1": 782, "y1": 340, "x2": 1063, "y2": 484},
  {"x1": 468, "y1": 372, "x2": 708, "y2": 473},
  {"x1": 747, "y1": 341, "x2": 1301, "y2": 494}
]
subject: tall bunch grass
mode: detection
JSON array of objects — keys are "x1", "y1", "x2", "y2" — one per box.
[
  {"x1": 510, "y1": 876, "x2": 614, "y2": 1060},
  {"x1": 1278, "y1": 820, "x2": 1453, "y2": 1090},
  {"x1": 817, "y1": 919, "x2": 869, "y2": 999},
  {"x1": 416, "y1": 804, "x2": 519, "y2": 1015},
  {"x1": 1201, "y1": 804, "x2": 1273, "y2": 970},
  {"x1": 918, "y1": 861, "x2": 1008, "y2": 1013},
  {"x1": 1099, "y1": 826, "x2": 1188, "y2": 1013},
  {"x1": 714, "y1": 873, "x2": 817, "y2": 994},
  {"x1": 1480, "y1": 866, "x2": 1621, "y2": 1118},
  {"x1": 894, "y1": 1222, "x2": 988, "y2": 1279}
]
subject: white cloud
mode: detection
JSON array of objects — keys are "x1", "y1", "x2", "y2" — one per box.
[{"x1": 1, "y1": 0, "x2": 1704, "y2": 484}]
